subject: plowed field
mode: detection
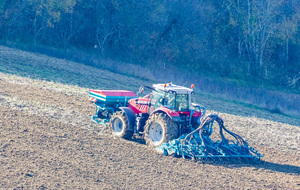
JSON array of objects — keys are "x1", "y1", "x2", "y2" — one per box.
[{"x1": 0, "y1": 46, "x2": 299, "y2": 189}]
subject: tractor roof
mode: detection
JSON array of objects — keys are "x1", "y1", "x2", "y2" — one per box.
[{"x1": 152, "y1": 83, "x2": 193, "y2": 94}]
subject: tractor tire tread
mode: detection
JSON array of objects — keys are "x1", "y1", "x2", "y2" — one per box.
[
  {"x1": 109, "y1": 111, "x2": 133, "y2": 139},
  {"x1": 144, "y1": 112, "x2": 178, "y2": 147}
]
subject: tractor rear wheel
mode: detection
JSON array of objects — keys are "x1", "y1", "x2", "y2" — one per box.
[
  {"x1": 109, "y1": 111, "x2": 133, "y2": 139},
  {"x1": 144, "y1": 113, "x2": 178, "y2": 147}
]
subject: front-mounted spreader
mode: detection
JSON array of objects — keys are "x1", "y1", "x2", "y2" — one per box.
[{"x1": 88, "y1": 83, "x2": 263, "y2": 162}]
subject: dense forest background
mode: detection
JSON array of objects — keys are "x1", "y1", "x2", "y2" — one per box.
[{"x1": 0, "y1": 0, "x2": 299, "y2": 91}]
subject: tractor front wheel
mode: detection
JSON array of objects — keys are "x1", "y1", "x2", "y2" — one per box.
[
  {"x1": 144, "y1": 113, "x2": 178, "y2": 147},
  {"x1": 109, "y1": 111, "x2": 133, "y2": 139}
]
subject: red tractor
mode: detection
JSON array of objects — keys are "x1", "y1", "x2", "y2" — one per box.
[{"x1": 89, "y1": 83, "x2": 205, "y2": 147}]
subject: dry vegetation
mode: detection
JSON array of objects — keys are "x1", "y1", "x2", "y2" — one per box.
[{"x1": 0, "y1": 46, "x2": 299, "y2": 189}]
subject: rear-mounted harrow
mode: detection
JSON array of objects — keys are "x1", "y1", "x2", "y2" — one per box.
[{"x1": 157, "y1": 114, "x2": 263, "y2": 162}]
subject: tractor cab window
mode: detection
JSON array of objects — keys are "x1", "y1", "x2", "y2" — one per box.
[
  {"x1": 152, "y1": 90, "x2": 164, "y2": 109},
  {"x1": 165, "y1": 92, "x2": 176, "y2": 109},
  {"x1": 175, "y1": 94, "x2": 189, "y2": 111},
  {"x1": 151, "y1": 89, "x2": 189, "y2": 111}
]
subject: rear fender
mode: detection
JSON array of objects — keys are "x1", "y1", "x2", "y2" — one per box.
[
  {"x1": 119, "y1": 107, "x2": 136, "y2": 130},
  {"x1": 151, "y1": 107, "x2": 180, "y2": 122}
]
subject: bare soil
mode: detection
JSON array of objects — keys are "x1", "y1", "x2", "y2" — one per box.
[{"x1": 0, "y1": 46, "x2": 299, "y2": 189}]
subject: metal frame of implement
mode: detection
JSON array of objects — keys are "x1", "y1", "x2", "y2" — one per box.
[{"x1": 157, "y1": 114, "x2": 263, "y2": 160}]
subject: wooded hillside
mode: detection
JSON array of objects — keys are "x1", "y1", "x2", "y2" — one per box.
[{"x1": 0, "y1": 0, "x2": 299, "y2": 89}]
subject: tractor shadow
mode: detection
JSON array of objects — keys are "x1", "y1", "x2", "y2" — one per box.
[
  {"x1": 130, "y1": 134, "x2": 146, "y2": 145},
  {"x1": 249, "y1": 161, "x2": 300, "y2": 175},
  {"x1": 196, "y1": 158, "x2": 300, "y2": 175}
]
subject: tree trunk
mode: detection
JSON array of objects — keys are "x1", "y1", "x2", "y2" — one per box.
[{"x1": 285, "y1": 36, "x2": 289, "y2": 65}]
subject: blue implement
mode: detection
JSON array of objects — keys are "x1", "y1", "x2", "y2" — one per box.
[
  {"x1": 157, "y1": 114, "x2": 263, "y2": 160},
  {"x1": 89, "y1": 90, "x2": 137, "y2": 125}
]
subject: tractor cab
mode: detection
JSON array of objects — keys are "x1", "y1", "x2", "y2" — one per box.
[
  {"x1": 129, "y1": 83, "x2": 194, "y2": 115},
  {"x1": 151, "y1": 83, "x2": 192, "y2": 112}
]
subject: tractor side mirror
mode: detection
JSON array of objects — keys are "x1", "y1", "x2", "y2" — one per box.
[
  {"x1": 139, "y1": 86, "x2": 144, "y2": 94},
  {"x1": 137, "y1": 86, "x2": 144, "y2": 97}
]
